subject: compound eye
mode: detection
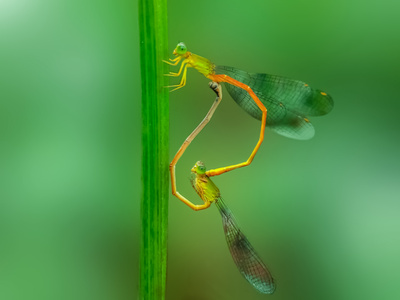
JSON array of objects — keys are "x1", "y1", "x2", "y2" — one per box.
[
  {"x1": 195, "y1": 163, "x2": 206, "y2": 174},
  {"x1": 176, "y1": 42, "x2": 187, "y2": 55}
]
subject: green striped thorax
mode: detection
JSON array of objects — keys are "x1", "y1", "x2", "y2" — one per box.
[
  {"x1": 173, "y1": 42, "x2": 215, "y2": 78},
  {"x1": 190, "y1": 161, "x2": 220, "y2": 204}
]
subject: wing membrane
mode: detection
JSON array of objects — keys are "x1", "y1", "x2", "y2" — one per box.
[
  {"x1": 215, "y1": 197, "x2": 275, "y2": 294},
  {"x1": 215, "y1": 65, "x2": 333, "y2": 140}
]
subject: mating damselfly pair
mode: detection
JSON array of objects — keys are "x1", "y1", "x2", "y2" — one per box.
[{"x1": 166, "y1": 42, "x2": 333, "y2": 294}]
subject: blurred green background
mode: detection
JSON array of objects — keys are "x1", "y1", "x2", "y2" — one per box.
[{"x1": 1, "y1": 0, "x2": 399, "y2": 299}]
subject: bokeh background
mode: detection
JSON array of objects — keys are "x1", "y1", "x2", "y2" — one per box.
[{"x1": 1, "y1": 0, "x2": 399, "y2": 299}]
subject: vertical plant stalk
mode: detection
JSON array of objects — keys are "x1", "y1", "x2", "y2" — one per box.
[{"x1": 138, "y1": 0, "x2": 169, "y2": 299}]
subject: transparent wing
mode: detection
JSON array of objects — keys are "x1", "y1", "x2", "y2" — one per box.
[
  {"x1": 269, "y1": 114, "x2": 315, "y2": 140},
  {"x1": 215, "y1": 65, "x2": 334, "y2": 140},
  {"x1": 215, "y1": 197, "x2": 275, "y2": 294}
]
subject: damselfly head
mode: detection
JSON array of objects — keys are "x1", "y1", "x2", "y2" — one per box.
[
  {"x1": 191, "y1": 161, "x2": 206, "y2": 175},
  {"x1": 173, "y1": 42, "x2": 187, "y2": 56}
]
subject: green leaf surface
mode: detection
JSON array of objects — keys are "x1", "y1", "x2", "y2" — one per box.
[{"x1": 138, "y1": 0, "x2": 169, "y2": 299}]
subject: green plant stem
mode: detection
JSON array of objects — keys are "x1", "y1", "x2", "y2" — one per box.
[{"x1": 138, "y1": 0, "x2": 169, "y2": 299}]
